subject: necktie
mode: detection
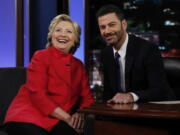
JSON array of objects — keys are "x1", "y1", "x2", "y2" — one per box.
[{"x1": 114, "y1": 52, "x2": 122, "y2": 92}]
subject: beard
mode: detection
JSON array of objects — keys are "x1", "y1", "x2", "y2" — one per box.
[{"x1": 103, "y1": 32, "x2": 121, "y2": 46}]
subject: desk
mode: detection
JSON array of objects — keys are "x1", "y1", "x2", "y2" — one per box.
[{"x1": 79, "y1": 102, "x2": 180, "y2": 135}]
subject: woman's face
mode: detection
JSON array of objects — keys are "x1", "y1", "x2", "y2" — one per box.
[{"x1": 51, "y1": 21, "x2": 76, "y2": 53}]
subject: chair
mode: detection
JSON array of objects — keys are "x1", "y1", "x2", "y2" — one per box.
[
  {"x1": 0, "y1": 67, "x2": 26, "y2": 134},
  {"x1": 163, "y1": 57, "x2": 180, "y2": 100}
]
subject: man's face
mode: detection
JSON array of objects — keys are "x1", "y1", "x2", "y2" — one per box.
[{"x1": 98, "y1": 13, "x2": 127, "y2": 47}]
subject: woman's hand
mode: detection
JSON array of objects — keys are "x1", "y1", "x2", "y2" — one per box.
[
  {"x1": 51, "y1": 108, "x2": 84, "y2": 133},
  {"x1": 50, "y1": 107, "x2": 71, "y2": 122},
  {"x1": 68, "y1": 113, "x2": 84, "y2": 133}
]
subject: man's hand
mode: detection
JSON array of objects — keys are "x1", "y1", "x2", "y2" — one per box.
[
  {"x1": 107, "y1": 103, "x2": 134, "y2": 110},
  {"x1": 107, "y1": 93, "x2": 134, "y2": 104}
]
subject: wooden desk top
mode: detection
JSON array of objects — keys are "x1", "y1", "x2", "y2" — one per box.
[{"x1": 79, "y1": 102, "x2": 180, "y2": 119}]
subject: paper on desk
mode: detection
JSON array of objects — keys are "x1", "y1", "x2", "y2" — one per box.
[{"x1": 149, "y1": 100, "x2": 180, "y2": 104}]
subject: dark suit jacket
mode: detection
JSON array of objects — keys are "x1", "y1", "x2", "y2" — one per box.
[{"x1": 101, "y1": 34, "x2": 175, "y2": 102}]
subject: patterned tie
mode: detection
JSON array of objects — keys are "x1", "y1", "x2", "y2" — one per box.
[{"x1": 114, "y1": 52, "x2": 122, "y2": 92}]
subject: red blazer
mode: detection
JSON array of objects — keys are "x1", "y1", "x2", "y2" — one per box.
[{"x1": 4, "y1": 46, "x2": 94, "y2": 131}]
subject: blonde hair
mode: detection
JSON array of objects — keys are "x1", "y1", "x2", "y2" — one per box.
[{"x1": 46, "y1": 14, "x2": 81, "y2": 53}]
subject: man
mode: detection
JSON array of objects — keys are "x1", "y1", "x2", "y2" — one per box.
[{"x1": 96, "y1": 4, "x2": 175, "y2": 103}]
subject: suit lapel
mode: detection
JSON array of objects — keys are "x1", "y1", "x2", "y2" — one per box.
[
  {"x1": 106, "y1": 46, "x2": 117, "y2": 93},
  {"x1": 125, "y1": 35, "x2": 136, "y2": 90}
]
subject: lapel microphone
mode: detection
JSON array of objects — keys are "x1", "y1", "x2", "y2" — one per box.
[{"x1": 65, "y1": 64, "x2": 71, "y2": 66}]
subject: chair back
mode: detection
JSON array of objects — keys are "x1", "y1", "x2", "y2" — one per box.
[{"x1": 0, "y1": 67, "x2": 26, "y2": 125}]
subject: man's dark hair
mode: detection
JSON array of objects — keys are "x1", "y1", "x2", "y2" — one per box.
[{"x1": 96, "y1": 4, "x2": 125, "y2": 21}]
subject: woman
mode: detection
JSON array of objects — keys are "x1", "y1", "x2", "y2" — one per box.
[{"x1": 4, "y1": 14, "x2": 94, "y2": 135}]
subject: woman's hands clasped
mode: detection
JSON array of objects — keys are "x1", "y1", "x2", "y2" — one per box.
[{"x1": 66, "y1": 113, "x2": 84, "y2": 133}]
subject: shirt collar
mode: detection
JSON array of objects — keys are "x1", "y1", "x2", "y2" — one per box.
[
  {"x1": 113, "y1": 33, "x2": 128, "y2": 58},
  {"x1": 49, "y1": 45, "x2": 73, "y2": 58}
]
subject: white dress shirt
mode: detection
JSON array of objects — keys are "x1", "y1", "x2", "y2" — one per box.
[{"x1": 113, "y1": 33, "x2": 139, "y2": 102}]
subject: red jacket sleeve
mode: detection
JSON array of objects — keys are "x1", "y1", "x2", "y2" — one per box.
[{"x1": 26, "y1": 51, "x2": 57, "y2": 116}]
